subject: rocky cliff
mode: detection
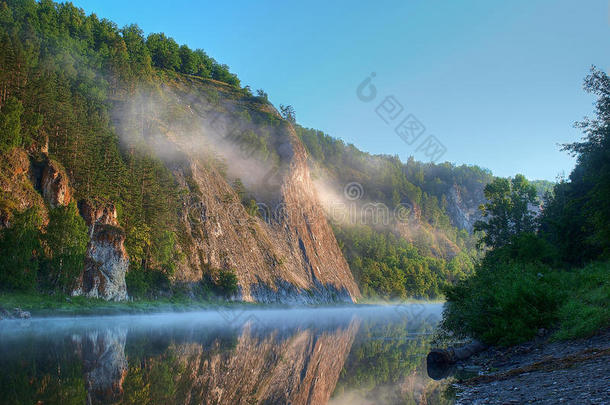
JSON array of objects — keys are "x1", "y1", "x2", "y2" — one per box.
[
  {"x1": 0, "y1": 74, "x2": 360, "y2": 303},
  {"x1": 445, "y1": 183, "x2": 485, "y2": 233},
  {"x1": 122, "y1": 76, "x2": 361, "y2": 303},
  {"x1": 75, "y1": 201, "x2": 129, "y2": 301},
  {"x1": 0, "y1": 149, "x2": 130, "y2": 301}
]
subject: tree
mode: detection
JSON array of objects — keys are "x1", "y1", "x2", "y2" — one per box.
[
  {"x1": 474, "y1": 174, "x2": 537, "y2": 249},
  {"x1": 43, "y1": 202, "x2": 89, "y2": 291},
  {"x1": 121, "y1": 24, "x2": 152, "y2": 78},
  {"x1": 279, "y1": 104, "x2": 296, "y2": 123},
  {"x1": 146, "y1": 33, "x2": 180, "y2": 71},
  {"x1": 256, "y1": 89, "x2": 268, "y2": 101},
  {"x1": 540, "y1": 67, "x2": 610, "y2": 263},
  {"x1": 0, "y1": 96, "x2": 24, "y2": 152},
  {"x1": 211, "y1": 62, "x2": 240, "y2": 87},
  {"x1": 0, "y1": 208, "x2": 42, "y2": 291},
  {"x1": 178, "y1": 45, "x2": 196, "y2": 75},
  {"x1": 215, "y1": 268, "x2": 238, "y2": 297}
]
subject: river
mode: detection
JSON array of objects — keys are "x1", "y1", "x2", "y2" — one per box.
[{"x1": 0, "y1": 304, "x2": 454, "y2": 404}]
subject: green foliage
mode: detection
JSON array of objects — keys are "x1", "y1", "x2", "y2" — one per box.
[
  {"x1": 146, "y1": 33, "x2": 180, "y2": 71},
  {"x1": 553, "y1": 261, "x2": 610, "y2": 340},
  {"x1": 0, "y1": 207, "x2": 42, "y2": 291},
  {"x1": 42, "y1": 201, "x2": 89, "y2": 291},
  {"x1": 125, "y1": 267, "x2": 171, "y2": 299},
  {"x1": 474, "y1": 174, "x2": 538, "y2": 249},
  {"x1": 440, "y1": 260, "x2": 563, "y2": 346},
  {"x1": 279, "y1": 104, "x2": 296, "y2": 123},
  {"x1": 295, "y1": 123, "x2": 486, "y2": 298},
  {"x1": 442, "y1": 69, "x2": 610, "y2": 345},
  {"x1": 215, "y1": 268, "x2": 239, "y2": 297},
  {"x1": 0, "y1": 96, "x2": 24, "y2": 152},
  {"x1": 540, "y1": 67, "x2": 610, "y2": 264},
  {"x1": 199, "y1": 268, "x2": 239, "y2": 298},
  {"x1": 440, "y1": 259, "x2": 609, "y2": 346},
  {"x1": 334, "y1": 225, "x2": 472, "y2": 299}
]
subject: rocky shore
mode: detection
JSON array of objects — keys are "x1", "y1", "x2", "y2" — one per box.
[{"x1": 452, "y1": 329, "x2": 610, "y2": 404}]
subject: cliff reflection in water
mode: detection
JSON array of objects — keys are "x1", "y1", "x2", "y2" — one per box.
[{"x1": 0, "y1": 305, "x2": 448, "y2": 405}]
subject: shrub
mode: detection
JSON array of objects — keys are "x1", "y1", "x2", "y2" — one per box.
[
  {"x1": 126, "y1": 267, "x2": 171, "y2": 298},
  {"x1": 439, "y1": 261, "x2": 563, "y2": 346},
  {"x1": 198, "y1": 268, "x2": 239, "y2": 299},
  {"x1": 0, "y1": 208, "x2": 42, "y2": 291},
  {"x1": 439, "y1": 259, "x2": 610, "y2": 346},
  {"x1": 215, "y1": 269, "x2": 239, "y2": 297},
  {"x1": 554, "y1": 262, "x2": 610, "y2": 340}
]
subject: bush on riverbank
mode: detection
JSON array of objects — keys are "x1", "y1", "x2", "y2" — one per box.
[
  {"x1": 438, "y1": 68, "x2": 610, "y2": 347},
  {"x1": 438, "y1": 259, "x2": 609, "y2": 346}
]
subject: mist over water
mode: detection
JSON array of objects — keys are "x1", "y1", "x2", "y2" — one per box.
[{"x1": 0, "y1": 304, "x2": 452, "y2": 405}]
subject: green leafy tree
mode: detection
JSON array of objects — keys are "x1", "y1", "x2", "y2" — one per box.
[
  {"x1": 43, "y1": 201, "x2": 89, "y2": 291},
  {"x1": 540, "y1": 67, "x2": 610, "y2": 263},
  {"x1": 0, "y1": 96, "x2": 24, "y2": 152},
  {"x1": 215, "y1": 268, "x2": 238, "y2": 297},
  {"x1": 0, "y1": 208, "x2": 42, "y2": 291},
  {"x1": 279, "y1": 104, "x2": 296, "y2": 123},
  {"x1": 474, "y1": 174, "x2": 537, "y2": 249},
  {"x1": 146, "y1": 33, "x2": 180, "y2": 70}
]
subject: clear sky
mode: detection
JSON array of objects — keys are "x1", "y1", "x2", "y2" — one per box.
[{"x1": 72, "y1": 0, "x2": 609, "y2": 181}]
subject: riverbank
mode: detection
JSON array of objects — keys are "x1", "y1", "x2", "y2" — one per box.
[
  {"x1": 452, "y1": 328, "x2": 610, "y2": 404},
  {"x1": 0, "y1": 292, "x2": 261, "y2": 317}
]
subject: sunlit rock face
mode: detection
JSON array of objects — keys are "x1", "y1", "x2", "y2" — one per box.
[
  {"x1": 74, "y1": 200, "x2": 129, "y2": 301},
  {"x1": 124, "y1": 78, "x2": 361, "y2": 303},
  {"x1": 40, "y1": 158, "x2": 72, "y2": 208}
]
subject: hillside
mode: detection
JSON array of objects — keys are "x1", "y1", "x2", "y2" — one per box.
[{"x1": 0, "y1": 0, "x2": 548, "y2": 302}]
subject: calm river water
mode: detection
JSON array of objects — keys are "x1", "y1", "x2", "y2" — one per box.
[{"x1": 0, "y1": 304, "x2": 454, "y2": 404}]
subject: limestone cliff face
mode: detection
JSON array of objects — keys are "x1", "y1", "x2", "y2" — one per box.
[
  {"x1": 75, "y1": 200, "x2": 129, "y2": 301},
  {"x1": 145, "y1": 77, "x2": 361, "y2": 303},
  {"x1": 0, "y1": 146, "x2": 130, "y2": 301},
  {"x1": 40, "y1": 158, "x2": 72, "y2": 208},
  {"x1": 0, "y1": 148, "x2": 47, "y2": 227},
  {"x1": 2, "y1": 76, "x2": 359, "y2": 303},
  {"x1": 445, "y1": 183, "x2": 485, "y2": 232}
]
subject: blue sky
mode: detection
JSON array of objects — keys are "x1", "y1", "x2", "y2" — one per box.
[{"x1": 73, "y1": 0, "x2": 609, "y2": 181}]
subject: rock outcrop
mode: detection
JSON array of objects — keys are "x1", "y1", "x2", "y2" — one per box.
[
  {"x1": 151, "y1": 78, "x2": 361, "y2": 303},
  {"x1": 0, "y1": 148, "x2": 47, "y2": 227},
  {"x1": 445, "y1": 183, "x2": 485, "y2": 232},
  {"x1": 40, "y1": 158, "x2": 72, "y2": 208},
  {"x1": 74, "y1": 200, "x2": 129, "y2": 301}
]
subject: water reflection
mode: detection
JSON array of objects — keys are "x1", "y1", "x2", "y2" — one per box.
[{"x1": 0, "y1": 304, "x2": 450, "y2": 404}]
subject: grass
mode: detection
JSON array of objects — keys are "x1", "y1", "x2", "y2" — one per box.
[
  {"x1": 0, "y1": 291, "x2": 260, "y2": 317},
  {"x1": 553, "y1": 261, "x2": 610, "y2": 340}
]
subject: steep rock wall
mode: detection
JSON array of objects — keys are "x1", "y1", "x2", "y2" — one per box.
[{"x1": 149, "y1": 78, "x2": 360, "y2": 303}]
